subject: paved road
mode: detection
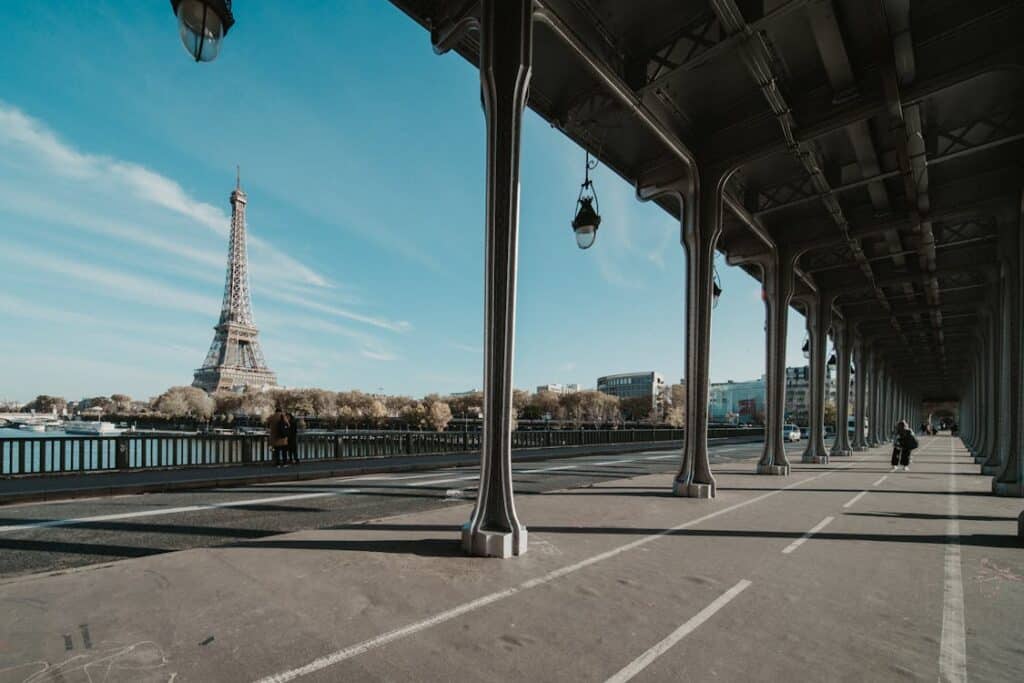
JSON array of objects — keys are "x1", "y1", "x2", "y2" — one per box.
[
  {"x1": 0, "y1": 436, "x2": 1020, "y2": 682},
  {"x1": 0, "y1": 440, "x2": 794, "y2": 581}
]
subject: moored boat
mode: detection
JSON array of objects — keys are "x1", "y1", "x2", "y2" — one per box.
[{"x1": 64, "y1": 420, "x2": 122, "y2": 435}]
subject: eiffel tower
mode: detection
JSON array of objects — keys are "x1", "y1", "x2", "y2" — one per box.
[{"x1": 192, "y1": 170, "x2": 277, "y2": 393}]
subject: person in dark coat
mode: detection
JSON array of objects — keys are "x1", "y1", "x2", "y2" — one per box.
[
  {"x1": 891, "y1": 420, "x2": 919, "y2": 472},
  {"x1": 267, "y1": 406, "x2": 291, "y2": 467},
  {"x1": 286, "y1": 411, "x2": 299, "y2": 465}
]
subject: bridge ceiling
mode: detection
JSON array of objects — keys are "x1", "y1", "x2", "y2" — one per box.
[{"x1": 389, "y1": 0, "x2": 1024, "y2": 401}]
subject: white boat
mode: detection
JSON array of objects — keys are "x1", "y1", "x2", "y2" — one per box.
[
  {"x1": 64, "y1": 420, "x2": 122, "y2": 435},
  {"x1": 18, "y1": 423, "x2": 46, "y2": 433}
]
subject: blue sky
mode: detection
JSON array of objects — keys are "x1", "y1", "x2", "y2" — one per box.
[{"x1": 0, "y1": 1, "x2": 810, "y2": 402}]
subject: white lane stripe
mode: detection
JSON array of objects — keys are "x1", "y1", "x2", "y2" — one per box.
[
  {"x1": 406, "y1": 475, "x2": 477, "y2": 487},
  {"x1": 872, "y1": 475, "x2": 888, "y2": 487},
  {"x1": 0, "y1": 489, "x2": 361, "y2": 534},
  {"x1": 252, "y1": 470, "x2": 836, "y2": 683},
  {"x1": 842, "y1": 490, "x2": 868, "y2": 509},
  {"x1": 591, "y1": 459, "x2": 638, "y2": 466},
  {"x1": 939, "y1": 437, "x2": 967, "y2": 682},
  {"x1": 646, "y1": 454, "x2": 677, "y2": 460},
  {"x1": 518, "y1": 465, "x2": 578, "y2": 474},
  {"x1": 781, "y1": 516, "x2": 835, "y2": 554},
  {"x1": 604, "y1": 580, "x2": 752, "y2": 683}
]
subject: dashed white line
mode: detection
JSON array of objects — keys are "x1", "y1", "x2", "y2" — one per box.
[
  {"x1": 253, "y1": 470, "x2": 837, "y2": 682},
  {"x1": 406, "y1": 475, "x2": 478, "y2": 487},
  {"x1": 518, "y1": 464, "x2": 578, "y2": 474},
  {"x1": 604, "y1": 580, "x2": 752, "y2": 683},
  {"x1": 591, "y1": 458, "x2": 637, "y2": 466},
  {"x1": 781, "y1": 516, "x2": 835, "y2": 554},
  {"x1": 872, "y1": 474, "x2": 888, "y2": 487},
  {"x1": 842, "y1": 490, "x2": 868, "y2": 509},
  {"x1": 939, "y1": 437, "x2": 967, "y2": 682}
]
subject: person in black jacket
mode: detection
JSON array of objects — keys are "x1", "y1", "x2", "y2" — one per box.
[
  {"x1": 891, "y1": 420, "x2": 919, "y2": 472},
  {"x1": 286, "y1": 412, "x2": 299, "y2": 465}
]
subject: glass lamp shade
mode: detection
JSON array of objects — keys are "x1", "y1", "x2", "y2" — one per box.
[
  {"x1": 176, "y1": 0, "x2": 225, "y2": 62},
  {"x1": 574, "y1": 225, "x2": 597, "y2": 249},
  {"x1": 827, "y1": 353, "x2": 837, "y2": 366},
  {"x1": 572, "y1": 197, "x2": 601, "y2": 250},
  {"x1": 802, "y1": 339, "x2": 810, "y2": 359},
  {"x1": 712, "y1": 280, "x2": 723, "y2": 308}
]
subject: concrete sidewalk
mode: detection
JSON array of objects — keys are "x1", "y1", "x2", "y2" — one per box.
[{"x1": 0, "y1": 436, "x2": 1019, "y2": 682}]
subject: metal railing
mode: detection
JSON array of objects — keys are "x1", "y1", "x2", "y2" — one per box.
[{"x1": 0, "y1": 427, "x2": 762, "y2": 477}]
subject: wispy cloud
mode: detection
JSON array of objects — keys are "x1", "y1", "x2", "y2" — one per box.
[
  {"x1": 0, "y1": 100, "x2": 328, "y2": 289},
  {"x1": 0, "y1": 244, "x2": 218, "y2": 316},
  {"x1": 0, "y1": 100, "x2": 415, "y2": 339},
  {"x1": 361, "y1": 349, "x2": 398, "y2": 361},
  {"x1": 266, "y1": 289, "x2": 411, "y2": 333},
  {"x1": 450, "y1": 342, "x2": 482, "y2": 354}
]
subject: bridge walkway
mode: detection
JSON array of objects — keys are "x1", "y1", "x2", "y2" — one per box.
[{"x1": 0, "y1": 436, "x2": 1019, "y2": 682}]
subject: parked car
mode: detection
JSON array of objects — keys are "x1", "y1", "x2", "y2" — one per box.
[{"x1": 783, "y1": 424, "x2": 802, "y2": 442}]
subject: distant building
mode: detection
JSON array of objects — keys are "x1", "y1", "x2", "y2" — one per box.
[
  {"x1": 709, "y1": 379, "x2": 765, "y2": 424},
  {"x1": 597, "y1": 372, "x2": 665, "y2": 411},
  {"x1": 536, "y1": 383, "x2": 581, "y2": 395},
  {"x1": 784, "y1": 366, "x2": 838, "y2": 425}
]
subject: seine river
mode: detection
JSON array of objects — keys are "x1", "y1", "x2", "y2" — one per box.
[{"x1": 0, "y1": 427, "x2": 70, "y2": 438}]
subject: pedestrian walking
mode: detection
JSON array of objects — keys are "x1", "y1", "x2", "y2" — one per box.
[
  {"x1": 891, "y1": 420, "x2": 919, "y2": 472},
  {"x1": 267, "y1": 406, "x2": 291, "y2": 467},
  {"x1": 286, "y1": 411, "x2": 299, "y2": 465}
]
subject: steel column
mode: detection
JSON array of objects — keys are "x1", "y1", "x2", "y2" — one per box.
[
  {"x1": 993, "y1": 211, "x2": 1022, "y2": 496},
  {"x1": 462, "y1": 0, "x2": 532, "y2": 558},
  {"x1": 799, "y1": 291, "x2": 832, "y2": 463},
  {"x1": 852, "y1": 334, "x2": 867, "y2": 450},
  {"x1": 831, "y1": 316, "x2": 853, "y2": 456},
  {"x1": 757, "y1": 249, "x2": 794, "y2": 475},
  {"x1": 674, "y1": 170, "x2": 730, "y2": 498},
  {"x1": 981, "y1": 307, "x2": 1003, "y2": 474}
]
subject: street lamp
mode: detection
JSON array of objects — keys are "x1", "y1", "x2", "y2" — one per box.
[
  {"x1": 571, "y1": 150, "x2": 601, "y2": 249},
  {"x1": 802, "y1": 335, "x2": 810, "y2": 359},
  {"x1": 170, "y1": 0, "x2": 235, "y2": 62},
  {"x1": 712, "y1": 268, "x2": 723, "y2": 308}
]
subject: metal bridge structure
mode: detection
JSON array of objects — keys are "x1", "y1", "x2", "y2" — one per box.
[
  {"x1": 378, "y1": 0, "x2": 1024, "y2": 556},
  {"x1": 192, "y1": 171, "x2": 278, "y2": 393}
]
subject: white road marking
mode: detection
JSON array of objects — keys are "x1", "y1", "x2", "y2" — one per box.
[
  {"x1": 253, "y1": 470, "x2": 836, "y2": 683},
  {"x1": 842, "y1": 490, "x2": 868, "y2": 509},
  {"x1": 604, "y1": 580, "x2": 752, "y2": 683},
  {"x1": 781, "y1": 516, "x2": 835, "y2": 554},
  {"x1": 591, "y1": 459, "x2": 638, "y2": 466},
  {"x1": 406, "y1": 475, "x2": 478, "y2": 487},
  {"x1": 939, "y1": 437, "x2": 967, "y2": 683},
  {"x1": 645, "y1": 454, "x2": 677, "y2": 460},
  {"x1": 0, "y1": 489, "x2": 361, "y2": 534},
  {"x1": 518, "y1": 464, "x2": 578, "y2": 474},
  {"x1": 872, "y1": 475, "x2": 888, "y2": 487}
]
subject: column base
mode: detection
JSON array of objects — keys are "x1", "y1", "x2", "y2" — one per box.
[
  {"x1": 672, "y1": 481, "x2": 715, "y2": 498},
  {"x1": 802, "y1": 454, "x2": 830, "y2": 464},
  {"x1": 992, "y1": 481, "x2": 1023, "y2": 497},
  {"x1": 981, "y1": 464, "x2": 1002, "y2": 476},
  {"x1": 852, "y1": 445, "x2": 867, "y2": 452},
  {"x1": 1019, "y1": 511, "x2": 1024, "y2": 542},
  {"x1": 756, "y1": 463, "x2": 790, "y2": 476},
  {"x1": 830, "y1": 449, "x2": 853, "y2": 457},
  {"x1": 461, "y1": 523, "x2": 527, "y2": 558},
  {"x1": 973, "y1": 455, "x2": 987, "y2": 464}
]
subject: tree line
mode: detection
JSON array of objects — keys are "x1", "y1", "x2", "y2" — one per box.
[{"x1": 18, "y1": 383, "x2": 687, "y2": 431}]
